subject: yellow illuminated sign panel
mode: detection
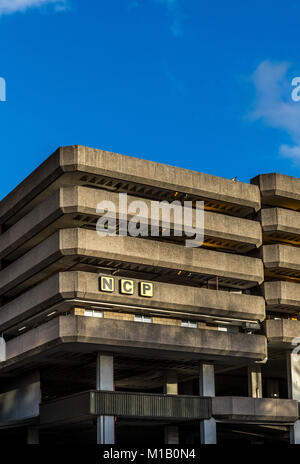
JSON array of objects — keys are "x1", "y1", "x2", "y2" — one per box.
[
  {"x1": 139, "y1": 282, "x2": 154, "y2": 297},
  {"x1": 120, "y1": 279, "x2": 134, "y2": 295},
  {"x1": 99, "y1": 276, "x2": 115, "y2": 293}
]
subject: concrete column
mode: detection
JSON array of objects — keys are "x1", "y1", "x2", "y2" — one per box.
[
  {"x1": 164, "y1": 371, "x2": 179, "y2": 444},
  {"x1": 199, "y1": 363, "x2": 217, "y2": 444},
  {"x1": 27, "y1": 428, "x2": 39, "y2": 444},
  {"x1": 96, "y1": 353, "x2": 115, "y2": 444},
  {"x1": 248, "y1": 365, "x2": 262, "y2": 398},
  {"x1": 287, "y1": 352, "x2": 300, "y2": 444},
  {"x1": 0, "y1": 336, "x2": 5, "y2": 362}
]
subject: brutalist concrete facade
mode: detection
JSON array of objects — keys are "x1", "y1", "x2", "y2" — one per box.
[{"x1": 0, "y1": 146, "x2": 300, "y2": 444}]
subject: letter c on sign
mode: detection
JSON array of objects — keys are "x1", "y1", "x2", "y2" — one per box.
[{"x1": 120, "y1": 279, "x2": 134, "y2": 295}]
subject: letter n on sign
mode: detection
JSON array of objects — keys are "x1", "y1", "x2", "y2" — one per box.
[{"x1": 99, "y1": 276, "x2": 115, "y2": 292}]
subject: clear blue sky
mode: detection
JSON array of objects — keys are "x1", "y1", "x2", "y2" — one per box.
[{"x1": 1, "y1": 0, "x2": 300, "y2": 199}]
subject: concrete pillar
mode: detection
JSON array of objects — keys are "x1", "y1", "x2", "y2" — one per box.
[
  {"x1": 290, "y1": 422, "x2": 300, "y2": 445},
  {"x1": 27, "y1": 428, "x2": 39, "y2": 444},
  {"x1": 287, "y1": 352, "x2": 300, "y2": 444},
  {"x1": 199, "y1": 363, "x2": 217, "y2": 444},
  {"x1": 164, "y1": 371, "x2": 179, "y2": 444},
  {"x1": 0, "y1": 336, "x2": 6, "y2": 362},
  {"x1": 248, "y1": 365, "x2": 262, "y2": 398},
  {"x1": 96, "y1": 353, "x2": 115, "y2": 444}
]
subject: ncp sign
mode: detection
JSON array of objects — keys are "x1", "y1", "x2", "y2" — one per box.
[{"x1": 99, "y1": 275, "x2": 154, "y2": 298}]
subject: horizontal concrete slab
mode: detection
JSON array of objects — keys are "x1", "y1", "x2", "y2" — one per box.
[
  {"x1": 0, "y1": 186, "x2": 262, "y2": 260},
  {"x1": 264, "y1": 281, "x2": 300, "y2": 312},
  {"x1": 0, "y1": 146, "x2": 261, "y2": 226},
  {"x1": 263, "y1": 244, "x2": 300, "y2": 279},
  {"x1": 261, "y1": 207, "x2": 300, "y2": 246},
  {"x1": 252, "y1": 173, "x2": 300, "y2": 210},
  {"x1": 1, "y1": 315, "x2": 267, "y2": 371},
  {"x1": 0, "y1": 229, "x2": 264, "y2": 298},
  {"x1": 212, "y1": 396, "x2": 298, "y2": 423},
  {"x1": 40, "y1": 390, "x2": 211, "y2": 426},
  {"x1": 265, "y1": 319, "x2": 300, "y2": 346},
  {"x1": 0, "y1": 271, "x2": 266, "y2": 333}
]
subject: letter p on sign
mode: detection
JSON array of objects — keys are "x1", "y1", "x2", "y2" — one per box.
[{"x1": 139, "y1": 282, "x2": 154, "y2": 297}]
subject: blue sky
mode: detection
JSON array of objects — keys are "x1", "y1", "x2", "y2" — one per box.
[{"x1": 1, "y1": 0, "x2": 300, "y2": 199}]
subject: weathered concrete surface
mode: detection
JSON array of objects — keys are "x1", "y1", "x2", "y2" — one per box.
[
  {"x1": 39, "y1": 390, "x2": 211, "y2": 426},
  {"x1": 252, "y1": 173, "x2": 300, "y2": 210},
  {"x1": 265, "y1": 319, "x2": 300, "y2": 346},
  {"x1": 0, "y1": 229, "x2": 264, "y2": 297},
  {"x1": 264, "y1": 281, "x2": 300, "y2": 311},
  {"x1": 0, "y1": 371, "x2": 40, "y2": 422},
  {"x1": 260, "y1": 207, "x2": 300, "y2": 246},
  {"x1": 212, "y1": 396, "x2": 298, "y2": 423},
  {"x1": 0, "y1": 146, "x2": 261, "y2": 226},
  {"x1": 261, "y1": 208, "x2": 300, "y2": 235},
  {"x1": 1, "y1": 316, "x2": 267, "y2": 371},
  {"x1": 0, "y1": 186, "x2": 262, "y2": 260},
  {"x1": 262, "y1": 244, "x2": 300, "y2": 275},
  {"x1": 0, "y1": 271, "x2": 265, "y2": 333}
]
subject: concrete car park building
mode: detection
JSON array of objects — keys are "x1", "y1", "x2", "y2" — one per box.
[{"x1": 0, "y1": 145, "x2": 300, "y2": 444}]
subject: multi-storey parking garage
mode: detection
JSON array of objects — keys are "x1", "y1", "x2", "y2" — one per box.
[{"x1": 1, "y1": 146, "x2": 300, "y2": 444}]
